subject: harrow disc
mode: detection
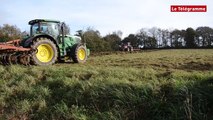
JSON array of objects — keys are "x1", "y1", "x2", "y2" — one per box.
[
  {"x1": 8, "y1": 54, "x2": 18, "y2": 64},
  {"x1": 19, "y1": 54, "x2": 31, "y2": 65},
  {"x1": 1, "y1": 54, "x2": 9, "y2": 65},
  {"x1": 0, "y1": 53, "x2": 32, "y2": 66}
]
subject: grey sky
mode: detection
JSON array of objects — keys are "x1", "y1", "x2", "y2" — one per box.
[{"x1": 0, "y1": 0, "x2": 212, "y2": 37}]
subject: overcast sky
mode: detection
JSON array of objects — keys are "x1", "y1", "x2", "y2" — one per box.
[{"x1": 0, "y1": 0, "x2": 212, "y2": 37}]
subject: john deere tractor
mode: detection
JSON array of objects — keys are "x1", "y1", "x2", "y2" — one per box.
[{"x1": 0, "y1": 19, "x2": 89, "y2": 66}]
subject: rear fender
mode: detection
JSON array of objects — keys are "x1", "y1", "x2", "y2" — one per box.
[{"x1": 23, "y1": 34, "x2": 58, "y2": 48}]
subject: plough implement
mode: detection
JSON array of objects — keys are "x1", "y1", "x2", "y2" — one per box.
[{"x1": 0, "y1": 39, "x2": 32, "y2": 65}]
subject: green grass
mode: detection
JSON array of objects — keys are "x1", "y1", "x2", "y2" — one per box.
[{"x1": 0, "y1": 49, "x2": 213, "y2": 120}]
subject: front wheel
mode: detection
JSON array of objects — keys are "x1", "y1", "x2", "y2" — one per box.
[
  {"x1": 31, "y1": 37, "x2": 58, "y2": 66},
  {"x1": 71, "y1": 44, "x2": 88, "y2": 63}
]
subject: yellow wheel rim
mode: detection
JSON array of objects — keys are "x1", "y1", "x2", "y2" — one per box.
[
  {"x1": 78, "y1": 48, "x2": 86, "y2": 61},
  {"x1": 36, "y1": 44, "x2": 54, "y2": 63}
]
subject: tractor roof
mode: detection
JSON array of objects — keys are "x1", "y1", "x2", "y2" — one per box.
[{"x1": 29, "y1": 19, "x2": 60, "y2": 25}]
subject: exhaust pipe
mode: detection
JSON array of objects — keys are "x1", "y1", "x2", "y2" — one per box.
[{"x1": 61, "y1": 22, "x2": 66, "y2": 56}]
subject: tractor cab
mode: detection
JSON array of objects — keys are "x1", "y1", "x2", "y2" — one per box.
[{"x1": 29, "y1": 19, "x2": 61, "y2": 40}]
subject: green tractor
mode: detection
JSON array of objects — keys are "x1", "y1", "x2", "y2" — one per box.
[{"x1": 0, "y1": 19, "x2": 89, "y2": 66}]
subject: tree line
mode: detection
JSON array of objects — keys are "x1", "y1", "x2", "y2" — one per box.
[
  {"x1": 124, "y1": 27, "x2": 213, "y2": 49},
  {"x1": 77, "y1": 26, "x2": 213, "y2": 51},
  {"x1": 0, "y1": 24, "x2": 213, "y2": 51},
  {"x1": 0, "y1": 24, "x2": 23, "y2": 42}
]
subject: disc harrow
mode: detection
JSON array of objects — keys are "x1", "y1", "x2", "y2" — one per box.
[{"x1": 0, "y1": 40, "x2": 33, "y2": 66}]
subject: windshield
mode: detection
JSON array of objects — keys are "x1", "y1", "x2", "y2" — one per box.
[
  {"x1": 31, "y1": 22, "x2": 60, "y2": 38},
  {"x1": 31, "y1": 23, "x2": 39, "y2": 36}
]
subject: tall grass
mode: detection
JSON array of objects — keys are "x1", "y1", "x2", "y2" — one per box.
[{"x1": 0, "y1": 49, "x2": 212, "y2": 119}]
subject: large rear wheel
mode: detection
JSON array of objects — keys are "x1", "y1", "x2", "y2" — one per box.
[
  {"x1": 71, "y1": 44, "x2": 87, "y2": 63},
  {"x1": 31, "y1": 37, "x2": 58, "y2": 66}
]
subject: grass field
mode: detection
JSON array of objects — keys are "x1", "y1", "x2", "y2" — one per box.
[{"x1": 0, "y1": 49, "x2": 213, "y2": 120}]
